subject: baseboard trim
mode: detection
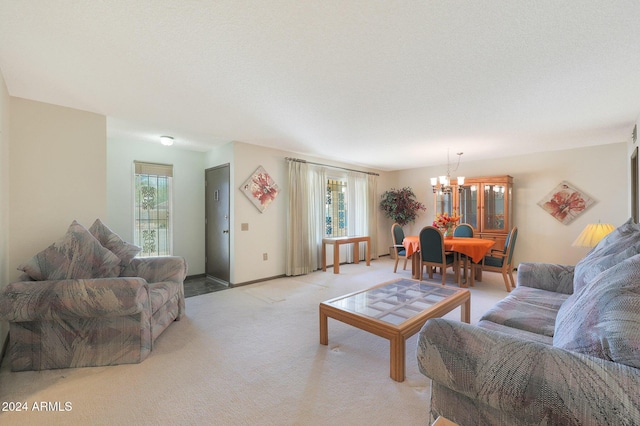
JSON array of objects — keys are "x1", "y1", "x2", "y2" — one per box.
[
  {"x1": 231, "y1": 274, "x2": 287, "y2": 288},
  {"x1": 186, "y1": 257, "x2": 389, "y2": 288}
]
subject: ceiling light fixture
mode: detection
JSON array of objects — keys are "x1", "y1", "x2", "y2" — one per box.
[
  {"x1": 430, "y1": 151, "x2": 464, "y2": 194},
  {"x1": 160, "y1": 136, "x2": 174, "y2": 146}
]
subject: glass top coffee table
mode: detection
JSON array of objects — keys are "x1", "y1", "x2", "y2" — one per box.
[{"x1": 319, "y1": 278, "x2": 470, "y2": 382}]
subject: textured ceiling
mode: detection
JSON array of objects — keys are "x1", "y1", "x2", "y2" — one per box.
[{"x1": 2, "y1": 1, "x2": 640, "y2": 170}]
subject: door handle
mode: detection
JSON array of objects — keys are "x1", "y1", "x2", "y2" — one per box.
[{"x1": 223, "y1": 230, "x2": 229, "y2": 234}]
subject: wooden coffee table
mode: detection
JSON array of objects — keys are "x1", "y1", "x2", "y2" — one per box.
[{"x1": 319, "y1": 278, "x2": 470, "y2": 382}]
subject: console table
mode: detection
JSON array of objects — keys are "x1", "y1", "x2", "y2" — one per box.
[{"x1": 322, "y1": 236, "x2": 371, "y2": 274}]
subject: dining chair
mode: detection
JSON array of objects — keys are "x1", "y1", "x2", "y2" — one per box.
[
  {"x1": 391, "y1": 223, "x2": 410, "y2": 273},
  {"x1": 453, "y1": 223, "x2": 474, "y2": 238},
  {"x1": 453, "y1": 223, "x2": 474, "y2": 284},
  {"x1": 418, "y1": 226, "x2": 457, "y2": 285},
  {"x1": 481, "y1": 226, "x2": 518, "y2": 291}
]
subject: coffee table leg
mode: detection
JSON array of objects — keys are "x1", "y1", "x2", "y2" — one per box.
[
  {"x1": 390, "y1": 334, "x2": 405, "y2": 382},
  {"x1": 319, "y1": 307, "x2": 329, "y2": 345},
  {"x1": 461, "y1": 298, "x2": 471, "y2": 324}
]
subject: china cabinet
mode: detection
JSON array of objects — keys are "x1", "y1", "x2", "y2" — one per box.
[{"x1": 434, "y1": 175, "x2": 513, "y2": 249}]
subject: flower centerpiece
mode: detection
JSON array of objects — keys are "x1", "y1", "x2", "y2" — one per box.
[{"x1": 433, "y1": 211, "x2": 461, "y2": 238}]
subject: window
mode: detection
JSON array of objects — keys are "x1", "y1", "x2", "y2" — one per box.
[
  {"x1": 325, "y1": 178, "x2": 347, "y2": 237},
  {"x1": 134, "y1": 161, "x2": 173, "y2": 256}
]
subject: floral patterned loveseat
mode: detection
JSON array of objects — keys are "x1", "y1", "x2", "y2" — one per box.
[
  {"x1": 417, "y1": 219, "x2": 640, "y2": 425},
  {"x1": 0, "y1": 219, "x2": 187, "y2": 371}
]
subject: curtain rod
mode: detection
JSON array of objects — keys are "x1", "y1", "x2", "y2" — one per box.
[{"x1": 285, "y1": 157, "x2": 379, "y2": 176}]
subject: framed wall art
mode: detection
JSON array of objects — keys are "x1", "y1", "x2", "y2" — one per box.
[
  {"x1": 240, "y1": 166, "x2": 279, "y2": 213},
  {"x1": 537, "y1": 181, "x2": 595, "y2": 225}
]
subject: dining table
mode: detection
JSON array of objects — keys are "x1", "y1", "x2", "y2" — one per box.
[{"x1": 402, "y1": 235, "x2": 495, "y2": 287}]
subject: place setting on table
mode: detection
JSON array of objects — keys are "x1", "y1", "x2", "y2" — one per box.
[{"x1": 402, "y1": 211, "x2": 495, "y2": 287}]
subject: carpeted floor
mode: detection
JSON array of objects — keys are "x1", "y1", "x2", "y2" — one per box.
[{"x1": 0, "y1": 257, "x2": 508, "y2": 425}]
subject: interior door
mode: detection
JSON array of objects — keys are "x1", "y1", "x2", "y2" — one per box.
[{"x1": 205, "y1": 164, "x2": 230, "y2": 285}]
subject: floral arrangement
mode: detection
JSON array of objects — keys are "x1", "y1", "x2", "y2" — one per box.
[{"x1": 433, "y1": 211, "x2": 460, "y2": 231}]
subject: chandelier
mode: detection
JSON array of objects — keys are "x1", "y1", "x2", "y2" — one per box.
[{"x1": 430, "y1": 151, "x2": 464, "y2": 194}]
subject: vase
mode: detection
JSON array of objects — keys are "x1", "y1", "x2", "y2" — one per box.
[{"x1": 444, "y1": 226, "x2": 454, "y2": 239}]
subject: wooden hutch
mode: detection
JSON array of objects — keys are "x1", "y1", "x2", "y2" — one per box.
[{"x1": 434, "y1": 175, "x2": 514, "y2": 249}]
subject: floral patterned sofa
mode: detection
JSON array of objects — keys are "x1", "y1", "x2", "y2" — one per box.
[
  {"x1": 0, "y1": 219, "x2": 187, "y2": 371},
  {"x1": 417, "y1": 219, "x2": 640, "y2": 425}
]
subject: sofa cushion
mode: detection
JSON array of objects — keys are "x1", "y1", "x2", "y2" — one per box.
[
  {"x1": 554, "y1": 254, "x2": 640, "y2": 368},
  {"x1": 573, "y1": 218, "x2": 640, "y2": 293},
  {"x1": 18, "y1": 220, "x2": 121, "y2": 281},
  {"x1": 477, "y1": 319, "x2": 554, "y2": 345},
  {"x1": 89, "y1": 218, "x2": 141, "y2": 271},
  {"x1": 479, "y1": 286, "x2": 569, "y2": 337}
]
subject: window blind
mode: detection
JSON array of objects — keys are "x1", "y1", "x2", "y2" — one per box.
[{"x1": 134, "y1": 161, "x2": 173, "y2": 177}]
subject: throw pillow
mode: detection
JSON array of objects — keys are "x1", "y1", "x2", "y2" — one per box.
[
  {"x1": 554, "y1": 254, "x2": 640, "y2": 369},
  {"x1": 89, "y1": 218, "x2": 141, "y2": 271},
  {"x1": 18, "y1": 220, "x2": 121, "y2": 281},
  {"x1": 573, "y1": 218, "x2": 640, "y2": 292}
]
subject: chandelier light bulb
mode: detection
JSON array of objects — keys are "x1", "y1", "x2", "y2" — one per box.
[{"x1": 430, "y1": 151, "x2": 464, "y2": 194}]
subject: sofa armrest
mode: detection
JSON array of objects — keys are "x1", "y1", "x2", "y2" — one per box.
[
  {"x1": 0, "y1": 277, "x2": 150, "y2": 322},
  {"x1": 517, "y1": 262, "x2": 574, "y2": 294},
  {"x1": 121, "y1": 256, "x2": 187, "y2": 284},
  {"x1": 418, "y1": 319, "x2": 640, "y2": 424}
]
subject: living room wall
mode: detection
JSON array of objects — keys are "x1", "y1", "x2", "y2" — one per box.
[
  {"x1": 395, "y1": 142, "x2": 629, "y2": 267},
  {"x1": 4, "y1": 93, "x2": 625, "y2": 287},
  {"x1": 203, "y1": 139, "x2": 626, "y2": 283},
  {"x1": 8, "y1": 98, "x2": 107, "y2": 282},
  {"x1": 105, "y1": 137, "x2": 627, "y2": 283},
  {"x1": 205, "y1": 141, "x2": 394, "y2": 284},
  {"x1": 106, "y1": 138, "x2": 206, "y2": 276}
]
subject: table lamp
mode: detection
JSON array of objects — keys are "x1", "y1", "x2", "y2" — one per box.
[{"x1": 572, "y1": 222, "x2": 615, "y2": 248}]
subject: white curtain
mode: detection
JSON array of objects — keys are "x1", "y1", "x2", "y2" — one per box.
[
  {"x1": 367, "y1": 173, "x2": 379, "y2": 259},
  {"x1": 286, "y1": 160, "x2": 377, "y2": 275},
  {"x1": 346, "y1": 172, "x2": 378, "y2": 262},
  {"x1": 308, "y1": 166, "x2": 326, "y2": 269},
  {"x1": 286, "y1": 161, "x2": 325, "y2": 275},
  {"x1": 347, "y1": 172, "x2": 378, "y2": 262}
]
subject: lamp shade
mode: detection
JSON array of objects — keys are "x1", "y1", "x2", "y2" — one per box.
[{"x1": 572, "y1": 223, "x2": 615, "y2": 248}]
